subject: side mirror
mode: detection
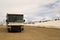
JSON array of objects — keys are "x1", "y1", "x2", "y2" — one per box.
[
  {"x1": 6, "y1": 20, "x2": 9, "y2": 24},
  {"x1": 24, "y1": 20, "x2": 25, "y2": 22},
  {"x1": 6, "y1": 20, "x2": 8, "y2": 22}
]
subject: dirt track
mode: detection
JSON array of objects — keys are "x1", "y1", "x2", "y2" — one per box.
[{"x1": 0, "y1": 25, "x2": 60, "y2": 40}]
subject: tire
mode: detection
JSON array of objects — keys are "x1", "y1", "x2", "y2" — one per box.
[
  {"x1": 21, "y1": 25, "x2": 24, "y2": 31},
  {"x1": 8, "y1": 28, "x2": 11, "y2": 32},
  {"x1": 20, "y1": 29, "x2": 21, "y2": 32},
  {"x1": 22, "y1": 28, "x2": 24, "y2": 31}
]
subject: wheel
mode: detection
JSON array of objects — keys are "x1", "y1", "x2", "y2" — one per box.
[
  {"x1": 21, "y1": 25, "x2": 24, "y2": 31},
  {"x1": 7, "y1": 26, "x2": 11, "y2": 32},
  {"x1": 19, "y1": 26, "x2": 24, "y2": 32},
  {"x1": 22, "y1": 28, "x2": 24, "y2": 31},
  {"x1": 8, "y1": 28, "x2": 11, "y2": 32},
  {"x1": 20, "y1": 29, "x2": 21, "y2": 32}
]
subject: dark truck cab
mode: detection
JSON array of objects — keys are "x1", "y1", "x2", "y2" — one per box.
[{"x1": 6, "y1": 13, "x2": 25, "y2": 32}]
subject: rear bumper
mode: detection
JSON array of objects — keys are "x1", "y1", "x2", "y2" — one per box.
[{"x1": 7, "y1": 25, "x2": 24, "y2": 32}]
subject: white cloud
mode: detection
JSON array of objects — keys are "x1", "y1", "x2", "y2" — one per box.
[{"x1": 0, "y1": 0, "x2": 60, "y2": 23}]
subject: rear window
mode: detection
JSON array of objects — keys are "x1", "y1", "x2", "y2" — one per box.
[{"x1": 7, "y1": 14, "x2": 23, "y2": 22}]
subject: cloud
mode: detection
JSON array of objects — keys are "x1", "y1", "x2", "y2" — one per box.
[
  {"x1": 44, "y1": 3, "x2": 56, "y2": 9},
  {"x1": 44, "y1": 0, "x2": 60, "y2": 9},
  {"x1": 0, "y1": 0, "x2": 60, "y2": 23}
]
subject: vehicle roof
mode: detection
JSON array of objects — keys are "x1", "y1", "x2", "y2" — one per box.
[{"x1": 7, "y1": 13, "x2": 23, "y2": 15}]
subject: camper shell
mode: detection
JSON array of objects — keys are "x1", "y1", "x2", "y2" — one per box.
[{"x1": 6, "y1": 13, "x2": 25, "y2": 32}]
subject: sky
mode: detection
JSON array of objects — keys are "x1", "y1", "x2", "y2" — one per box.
[{"x1": 0, "y1": 0, "x2": 60, "y2": 23}]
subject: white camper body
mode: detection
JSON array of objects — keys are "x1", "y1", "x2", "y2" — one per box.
[{"x1": 6, "y1": 13, "x2": 24, "y2": 32}]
